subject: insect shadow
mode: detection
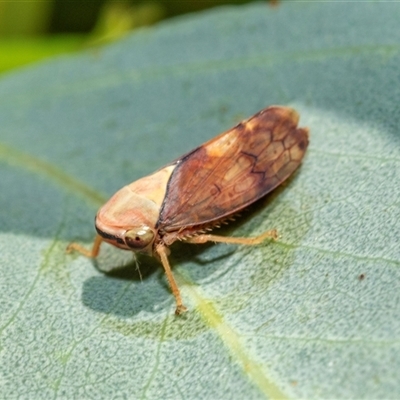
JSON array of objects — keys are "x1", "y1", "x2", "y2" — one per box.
[{"x1": 81, "y1": 241, "x2": 236, "y2": 316}]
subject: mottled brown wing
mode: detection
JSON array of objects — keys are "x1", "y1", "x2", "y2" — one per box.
[{"x1": 157, "y1": 106, "x2": 309, "y2": 232}]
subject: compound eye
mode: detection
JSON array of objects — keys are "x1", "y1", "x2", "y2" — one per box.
[{"x1": 124, "y1": 227, "x2": 155, "y2": 250}]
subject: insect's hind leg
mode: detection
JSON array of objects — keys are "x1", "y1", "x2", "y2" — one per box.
[{"x1": 184, "y1": 229, "x2": 278, "y2": 245}]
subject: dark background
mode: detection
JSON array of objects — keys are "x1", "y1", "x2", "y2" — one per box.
[
  {"x1": 1, "y1": 0, "x2": 266, "y2": 35},
  {"x1": 49, "y1": 0, "x2": 257, "y2": 33}
]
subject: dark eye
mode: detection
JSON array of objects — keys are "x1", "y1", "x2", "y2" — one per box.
[{"x1": 124, "y1": 227, "x2": 154, "y2": 250}]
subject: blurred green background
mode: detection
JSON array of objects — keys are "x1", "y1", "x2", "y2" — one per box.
[{"x1": 0, "y1": 0, "x2": 272, "y2": 74}]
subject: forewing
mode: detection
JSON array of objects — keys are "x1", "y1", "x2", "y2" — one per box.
[{"x1": 157, "y1": 106, "x2": 309, "y2": 232}]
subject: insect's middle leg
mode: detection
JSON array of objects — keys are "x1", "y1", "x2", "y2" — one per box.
[
  {"x1": 184, "y1": 229, "x2": 278, "y2": 245},
  {"x1": 155, "y1": 244, "x2": 187, "y2": 315}
]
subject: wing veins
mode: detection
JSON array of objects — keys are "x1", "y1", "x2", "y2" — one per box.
[
  {"x1": 157, "y1": 106, "x2": 309, "y2": 231},
  {"x1": 169, "y1": 146, "x2": 239, "y2": 216}
]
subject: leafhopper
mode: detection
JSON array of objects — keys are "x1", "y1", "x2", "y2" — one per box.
[{"x1": 68, "y1": 106, "x2": 309, "y2": 315}]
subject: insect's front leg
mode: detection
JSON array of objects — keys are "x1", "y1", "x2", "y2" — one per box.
[
  {"x1": 155, "y1": 243, "x2": 187, "y2": 315},
  {"x1": 184, "y1": 229, "x2": 278, "y2": 245},
  {"x1": 66, "y1": 234, "x2": 104, "y2": 258}
]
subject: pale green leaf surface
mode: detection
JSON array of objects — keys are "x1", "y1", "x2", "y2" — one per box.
[{"x1": 1, "y1": 2, "x2": 400, "y2": 399}]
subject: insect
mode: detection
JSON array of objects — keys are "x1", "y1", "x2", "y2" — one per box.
[{"x1": 67, "y1": 106, "x2": 309, "y2": 315}]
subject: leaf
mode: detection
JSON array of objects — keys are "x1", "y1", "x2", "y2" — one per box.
[{"x1": 1, "y1": 2, "x2": 400, "y2": 398}]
